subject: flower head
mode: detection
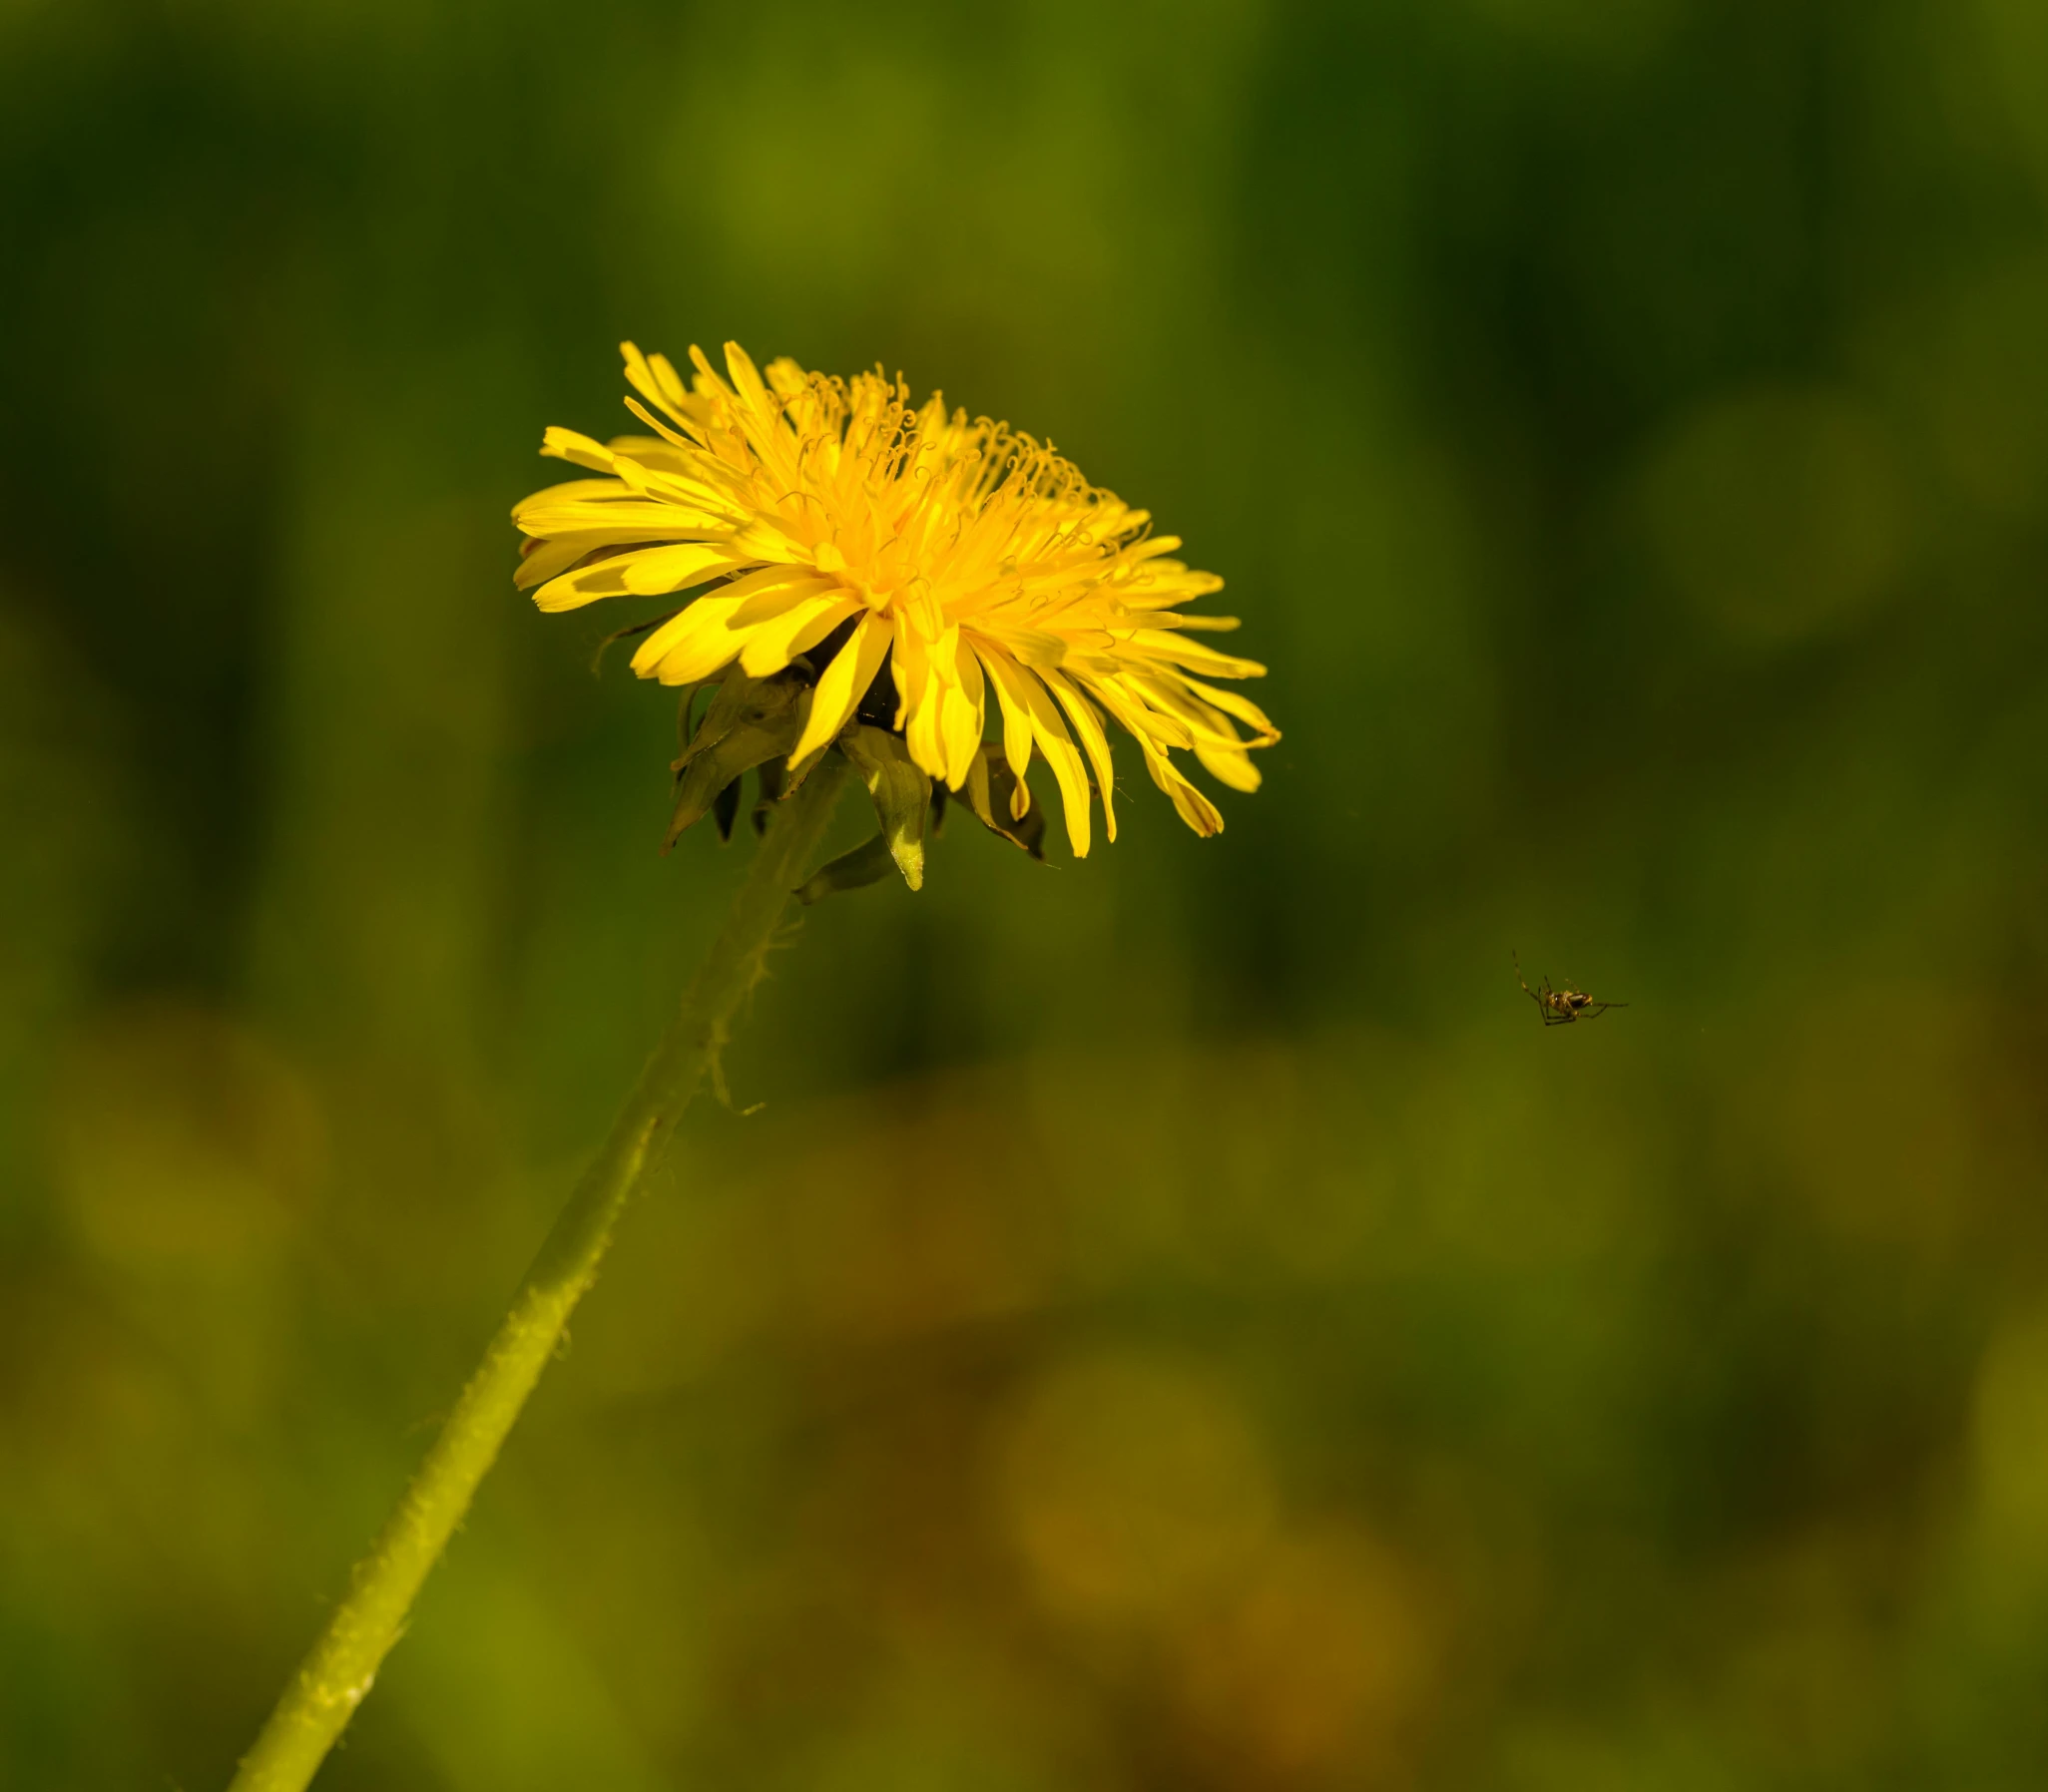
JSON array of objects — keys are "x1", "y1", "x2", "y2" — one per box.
[{"x1": 514, "y1": 342, "x2": 1277, "y2": 875}]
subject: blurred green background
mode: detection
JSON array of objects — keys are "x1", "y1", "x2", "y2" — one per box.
[{"x1": 7, "y1": 0, "x2": 2048, "y2": 1786}]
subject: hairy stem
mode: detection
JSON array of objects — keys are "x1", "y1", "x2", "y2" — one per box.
[{"x1": 229, "y1": 756, "x2": 850, "y2": 1792}]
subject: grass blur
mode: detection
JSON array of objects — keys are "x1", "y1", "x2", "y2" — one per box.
[{"x1": 6, "y1": 0, "x2": 2048, "y2": 1786}]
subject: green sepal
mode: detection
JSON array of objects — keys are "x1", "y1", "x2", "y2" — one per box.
[
  {"x1": 665, "y1": 672, "x2": 809, "y2": 849},
  {"x1": 710, "y1": 775, "x2": 742, "y2": 843},
  {"x1": 674, "y1": 678, "x2": 713, "y2": 758},
  {"x1": 781, "y1": 734, "x2": 834, "y2": 797},
  {"x1": 751, "y1": 757, "x2": 785, "y2": 835},
  {"x1": 963, "y1": 747, "x2": 1046, "y2": 859},
  {"x1": 672, "y1": 669, "x2": 768, "y2": 775},
  {"x1": 794, "y1": 832, "x2": 896, "y2": 905},
  {"x1": 837, "y1": 724, "x2": 931, "y2": 890}
]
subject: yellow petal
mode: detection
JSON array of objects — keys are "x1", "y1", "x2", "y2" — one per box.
[
  {"x1": 897, "y1": 638, "x2": 948, "y2": 783},
  {"x1": 531, "y1": 544, "x2": 720, "y2": 612},
  {"x1": 620, "y1": 341, "x2": 696, "y2": 423},
  {"x1": 1005, "y1": 669, "x2": 1091, "y2": 857},
  {"x1": 724, "y1": 340, "x2": 773, "y2": 419},
  {"x1": 1117, "y1": 572, "x2": 1226, "y2": 609},
  {"x1": 1121, "y1": 534, "x2": 1184, "y2": 563},
  {"x1": 989, "y1": 627, "x2": 1068, "y2": 670},
  {"x1": 1042, "y1": 669, "x2": 1117, "y2": 844},
  {"x1": 622, "y1": 342, "x2": 669, "y2": 419},
  {"x1": 514, "y1": 500, "x2": 727, "y2": 539},
  {"x1": 1134, "y1": 733, "x2": 1224, "y2": 836},
  {"x1": 737, "y1": 592, "x2": 861, "y2": 677},
  {"x1": 513, "y1": 537, "x2": 595, "y2": 591},
  {"x1": 725, "y1": 566, "x2": 837, "y2": 626},
  {"x1": 1150, "y1": 612, "x2": 1242, "y2": 632},
  {"x1": 511, "y1": 476, "x2": 628, "y2": 516},
  {"x1": 765, "y1": 356, "x2": 808, "y2": 399},
  {"x1": 621, "y1": 542, "x2": 751, "y2": 596},
  {"x1": 975, "y1": 645, "x2": 1038, "y2": 785},
  {"x1": 1175, "y1": 674, "x2": 1280, "y2": 743},
  {"x1": 941, "y1": 635, "x2": 987, "y2": 789},
  {"x1": 686, "y1": 342, "x2": 734, "y2": 400},
  {"x1": 1195, "y1": 743, "x2": 1262, "y2": 791},
  {"x1": 622, "y1": 395, "x2": 702, "y2": 455},
  {"x1": 1121, "y1": 673, "x2": 1250, "y2": 751},
  {"x1": 1090, "y1": 675, "x2": 1196, "y2": 751},
  {"x1": 1128, "y1": 631, "x2": 1268, "y2": 679},
  {"x1": 903, "y1": 687, "x2": 945, "y2": 783},
  {"x1": 609, "y1": 455, "x2": 735, "y2": 513},
  {"x1": 539, "y1": 427, "x2": 616, "y2": 472},
  {"x1": 789, "y1": 612, "x2": 893, "y2": 765},
  {"x1": 630, "y1": 595, "x2": 749, "y2": 683}
]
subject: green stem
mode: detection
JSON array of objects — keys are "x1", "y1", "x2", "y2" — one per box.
[{"x1": 229, "y1": 756, "x2": 851, "y2": 1792}]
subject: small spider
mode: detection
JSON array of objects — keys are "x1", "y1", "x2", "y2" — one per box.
[{"x1": 1514, "y1": 951, "x2": 1627, "y2": 1026}]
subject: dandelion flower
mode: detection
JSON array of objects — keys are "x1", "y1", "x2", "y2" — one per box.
[
  {"x1": 233, "y1": 354, "x2": 1279, "y2": 1786},
  {"x1": 514, "y1": 341, "x2": 1277, "y2": 871}
]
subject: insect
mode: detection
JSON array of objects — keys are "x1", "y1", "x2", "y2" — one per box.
[{"x1": 1514, "y1": 951, "x2": 1627, "y2": 1026}]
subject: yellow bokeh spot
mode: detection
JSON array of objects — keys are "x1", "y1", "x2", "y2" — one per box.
[
  {"x1": 1172, "y1": 1527, "x2": 1441, "y2": 1781},
  {"x1": 1972, "y1": 1306, "x2": 2048, "y2": 1568},
  {"x1": 990, "y1": 1350, "x2": 1276, "y2": 1626}
]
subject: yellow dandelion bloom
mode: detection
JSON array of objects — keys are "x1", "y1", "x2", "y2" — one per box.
[{"x1": 514, "y1": 341, "x2": 1277, "y2": 861}]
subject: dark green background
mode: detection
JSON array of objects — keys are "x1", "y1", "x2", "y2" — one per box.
[{"x1": 8, "y1": 1, "x2": 2048, "y2": 1786}]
